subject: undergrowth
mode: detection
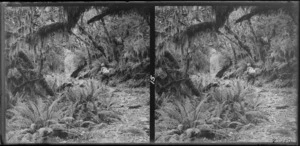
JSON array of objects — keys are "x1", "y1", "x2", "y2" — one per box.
[
  {"x1": 6, "y1": 79, "x2": 121, "y2": 143},
  {"x1": 156, "y1": 79, "x2": 269, "y2": 142}
]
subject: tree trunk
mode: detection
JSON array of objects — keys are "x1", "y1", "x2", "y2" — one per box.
[
  {"x1": 157, "y1": 50, "x2": 200, "y2": 97},
  {"x1": 86, "y1": 46, "x2": 92, "y2": 69},
  {"x1": 16, "y1": 51, "x2": 54, "y2": 96},
  {"x1": 39, "y1": 78, "x2": 54, "y2": 96},
  {"x1": 230, "y1": 44, "x2": 237, "y2": 69},
  {"x1": 224, "y1": 26, "x2": 253, "y2": 60},
  {"x1": 185, "y1": 78, "x2": 200, "y2": 96}
]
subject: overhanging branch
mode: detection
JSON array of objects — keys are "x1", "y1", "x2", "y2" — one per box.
[{"x1": 77, "y1": 25, "x2": 107, "y2": 57}]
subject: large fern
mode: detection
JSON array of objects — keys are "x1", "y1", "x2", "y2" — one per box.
[
  {"x1": 7, "y1": 96, "x2": 64, "y2": 131},
  {"x1": 156, "y1": 96, "x2": 211, "y2": 132},
  {"x1": 209, "y1": 79, "x2": 268, "y2": 129},
  {"x1": 62, "y1": 79, "x2": 120, "y2": 124}
]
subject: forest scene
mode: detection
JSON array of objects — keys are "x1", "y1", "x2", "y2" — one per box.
[
  {"x1": 4, "y1": 6, "x2": 150, "y2": 143},
  {"x1": 155, "y1": 5, "x2": 298, "y2": 143}
]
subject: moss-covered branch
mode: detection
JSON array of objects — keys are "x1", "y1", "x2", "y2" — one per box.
[
  {"x1": 174, "y1": 6, "x2": 235, "y2": 45},
  {"x1": 25, "y1": 6, "x2": 87, "y2": 46},
  {"x1": 87, "y1": 6, "x2": 150, "y2": 25}
]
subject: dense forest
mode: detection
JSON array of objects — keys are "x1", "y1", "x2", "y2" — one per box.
[
  {"x1": 155, "y1": 5, "x2": 298, "y2": 143},
  {"x1": 0, "y1": 2, "x2": 298, "y2": 144},
  {"x1": 4, "y1": 6, "x2": 150, "y2": 143}
]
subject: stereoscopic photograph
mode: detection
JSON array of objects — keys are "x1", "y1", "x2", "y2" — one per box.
[
  {"x1": 2, "y1": 4, "x2": 150, "y2": 143},
  {"x1": 0, "y1": 1, "x2": 298, "y2": 145},
  {"x1": 155, "y1": 5, "x2": 298, "y2": 143}
]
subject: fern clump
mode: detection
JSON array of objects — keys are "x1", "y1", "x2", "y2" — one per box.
[
  {"x1": 156, "y1": 95, "x2": 211, "y2": 132},
  {"x1": 156, "y1": 79, "x2": 269, "y2": 142},
  {"x1": 62, "y1": 79, "x2": 120, "y2": 124},
  {"x1": 7, "y1": 95, "x2": 64, "y2": 132},
  {"x1": 209, "y1": 79, "x2": 268, "y2": 130}
]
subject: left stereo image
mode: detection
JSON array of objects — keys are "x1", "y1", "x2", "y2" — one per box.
[{"x1": 1, "y1": 4, "x2": 150, "y2": 144}]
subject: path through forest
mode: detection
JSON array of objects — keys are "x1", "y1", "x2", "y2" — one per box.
[
  {"x1": 236, "y1": 85, "x2": 297, "y2": 143},
  {"x1": 194, "y1": 85, "x2": 297, "y2": 143}
]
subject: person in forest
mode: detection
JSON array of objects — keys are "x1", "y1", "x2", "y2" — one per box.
[
  {"x1": 246, "y1": 63, "x2": 256, "y2": 84},
  {"x1": 100, "y1": 63, "x2": 110, "y2": 85}
]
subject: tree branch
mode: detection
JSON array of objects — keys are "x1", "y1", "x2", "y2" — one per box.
[
  {"x1": 161, "y1": 78, "x2": 188, "y2": 92},
  {"x1": 224, "y1": 26, "x2": 253, "y2": 59},
  {"x1": 247, "y1": 20, "x2": 258, "y2": 43},
  {"x1": 77, "y1": 25, "x2": 107, "y2": 58},
  {"x1": 14, "y1": 78, "x2": 41, "y2": 93}
]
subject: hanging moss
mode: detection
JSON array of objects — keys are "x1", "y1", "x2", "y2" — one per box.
[
  {"x1": 176, "y1": 6, "x2": 235, "y2": 45},
  {"x1": 26, "y1": 7, "x2": 88, "y2": 47}
]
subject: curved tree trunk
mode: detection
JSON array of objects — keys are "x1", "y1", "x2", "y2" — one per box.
[
  {"x1": 15, "y1": 51, "x2": 54, "y2": 96},
  {"x1": 157, "y1": 50, "x2": 200, "y2": 97}
]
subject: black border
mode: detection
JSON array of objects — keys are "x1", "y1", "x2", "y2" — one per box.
[
  {"x1": 3, "y1": 1, "x2": 296, "y2": 7},
  {"x1": 0, "y1": 2, "x2": 6, "y2": 145},
  {"x1": 149, "y1": 6, "x2": 155, "y2": 143},
  {"x1": 0, "y1": 1, "x2": 299, "y2": 145}
]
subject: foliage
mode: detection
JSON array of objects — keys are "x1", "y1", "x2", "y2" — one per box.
[
  {"x1": 66, "y1": 7, "x2": 150, "y2": 85},
  {"x1": 210, "y1": 79, "x2": 268, "y2": 127},
  {"x1": 156, "y1": 95, "x2": 211, "y2": 132},
  {"x1": 190, "y1": 73, "x2": 216, "y2": 92},
  {"x1": 63, "y1": 80, "x2": 101, "y2": 118},
  {"x1": 7, "y1": 96, "x2": 64, "y2": 131},
  {"x1": 5, "y1": 5, "x2": 150, "y2": 102},
  {"x1": 5, "y1": 6, "x2": 150, "y2": 143},
  {"x1": 235, "y1": 5, "x2": 297, "y2": 24},
  {"x1": 156, "y1": 79, "x2": 269, "y2": 140},
  {"x1": 155, "y1": 6, "x2": 234, "y2": 99},
  {"x1": 156, "y1": 4, "x2": 297, "y2": 94},
  {"x1": 62, "y1": 79, "x2": 119, "y2": 124},
  {"x1": 229, "y1": 7, "x2": 297, "y2": 86},
  {"x1": 87, "y1": 6, "x2": 150, "y2": 25}
]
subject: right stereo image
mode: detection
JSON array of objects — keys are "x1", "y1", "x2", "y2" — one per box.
[{"x1": 155, "y1": 5, "x2": 298, "y2": 143}]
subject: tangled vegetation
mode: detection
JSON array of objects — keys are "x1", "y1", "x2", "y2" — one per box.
[
  {"x1": 155, "y1": 5, "x2": 297, "y2": 143},
  {"x1": 4, "y1": 6, "x2": 149, "y2": 143},
  {"x1": 1, "y1": 3, "x2": 298, "y2": 144}
]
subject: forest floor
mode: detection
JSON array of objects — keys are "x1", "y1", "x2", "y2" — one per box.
[
  {"x1": 6, "y1": 80, "x2": 297, "y2": 144},
  {"x1": 6, "y1": 82, "x2": 150, "y2": 144},
  {"x1": 194, "y1": 84, "x2": 298, "y2": 144},
  {"x1": 65, "y1": 84, "x2": 150, "y2": 143}
]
